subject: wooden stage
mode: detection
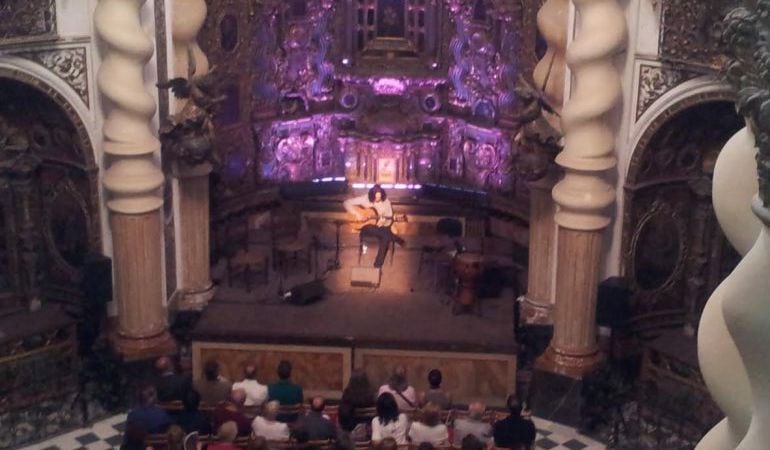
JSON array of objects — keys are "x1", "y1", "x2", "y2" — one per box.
[{"x1": 191, "y1": 248, "x2": 519, "y2": 406}]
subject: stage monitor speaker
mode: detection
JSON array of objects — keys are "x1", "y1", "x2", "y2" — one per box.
[
  {"x1": 80, "y1": 253, "x2": 113, "y2": 306},
  {"x1": 286, "y1": 279, "x2": 326, "y2": 306},
  {"x1": 350, "y1": 267, "x2": 381, "y2": 288}
]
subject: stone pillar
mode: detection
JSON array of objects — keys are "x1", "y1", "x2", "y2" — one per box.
[
  {"x1": 95, "y1": 0, "x2": 175, "y2": 360},
  {"x1": 169, "y1": 0, "x2": 214, "y2": 310},
  {"x1": 519, "y1": 0, "x2": 568, "y2": 324},
  {"x1": 537, "y1": 0, "x2": 626, "y2": 378}
]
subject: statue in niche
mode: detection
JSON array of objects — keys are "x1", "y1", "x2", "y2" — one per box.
[
  {"x1": 511, "y1": 75, "x2": 562, "y2": 181},
  {"x1": 157, "y1": 49, "x2": 224, "y2": 167},
  {"x1": 377, "y1": 0, "x2": 406, "y2": 37},
  {"x1": 273, "y1": 132, "x2": 316, "y2": 180}
]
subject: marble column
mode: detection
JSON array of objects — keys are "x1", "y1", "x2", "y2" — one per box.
[
  {"x1": 537, "y1": 0, "x2": 626, "y2": 378},
  {"x1": 170, "y1": 0, "x2": 214, "y2": 310},
  {"x1": 95, "y1": 0, "x2": 175, "y2": 360},
  {"x1": 519, "y1": 0, "x2": 569, "y2": 324}
]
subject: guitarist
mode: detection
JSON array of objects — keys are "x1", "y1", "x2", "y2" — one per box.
[{"x1": 344, "y1": 184, "x2": 405, "y2": 268}]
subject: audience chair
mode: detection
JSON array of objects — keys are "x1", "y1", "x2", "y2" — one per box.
[
  {"x1": 353, "y1": 406, "x2": 377, "y2": 422},
  {"x1": 277, "y1": 403, "x2": 304, "y2": 423}
]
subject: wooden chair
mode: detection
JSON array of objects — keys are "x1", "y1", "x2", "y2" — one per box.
[
  {"x1": 354, "y1": 440, "x2": 372, "y2": 450},
  {"x1": 145, "y1": 433, "x2": 169, "y2": 449},
  {"x1": 158, "y1": 400, "x2": 185, "y2": 412},
  {"x1": 353, "y1": 406, "x2": 377, "y2": 423},
  {"x1": 272, "y1": 212, "x2": 315, "y2": 277},
  {"x1": 277, "y1": 402, "x2": 304, "y2": 423},
  {"x1": 227, "y1": 248, "x2": 270, "y2": 292}
]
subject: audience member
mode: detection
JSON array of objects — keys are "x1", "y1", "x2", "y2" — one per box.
[
  {"x1": 493, "y1": 395, "x2": 535, "y2": 450},
  {"x1": 194, "y1": 360, "x2": 232, "y2": 405},
  {"x1": 175, "y1": 390, "x2": 212, "y2": 435},
  {"x1": 296, "y1": 396, "x2": 336, "y2": 440},
  {"x1": 154, "y1": 356, "x2": 191, "y2": 403},
  {"x1": 251, "y1": 400, "x2": 290, "y2": 441},
  {"x1": 246, "y1": 435, "x2": 268, "y2": 450},
  {"x1": 376, "y1": 437, "x2": 398, "y2": 450},
  {"x1": 408, "y1": 402, "x2": 448, "y2": 445},
  {"x1": 337, "y1": 402, "x2": 368, "y2": 443},
  {"x1": 208, "y1": 421, "x2": 240, "y2": 450},
  {"x1": 127, "y1": 384, "x2": 172, "y2": 434},
  {"x1": 453, "y1": 401, "x2": 492, "y2": 444},
  {"x1": 121, "y1": 420, "x2": 148, "y2": 450},
  {"x1": 419, "y1": 369, "x2": 451, "y2": 409},
  {"x1": 371, "y1": 392, "x2": 409, "y2": 444},
  {"x1": 341, "y1": 369, "x2": 375, "y2": 409},
  {"x1": 167, "y1": 425, "x2": 185, "y2": 450},
  {"x1": 232, "y1": 364, "x2": 268, "y2": 407},
  {"x1": 377, "y1": 366, "x2": 417, "y2": 411},
  {"x1": 267, "y1": 360, "x2": 304, "y2": 405},
  {"x1": 211, "y1": 389, "x2": 251, "y2": 436},
  {"x1": 460, "y1": 434, "x2": 485, "y2": 450}
]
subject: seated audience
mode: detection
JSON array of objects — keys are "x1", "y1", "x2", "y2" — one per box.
[
  {"x1": 252, "y1": 400, "x2": 291, "y2": 441},
  {"x1": 127, "y1": 384, "x2": 172, "y2": 434},
  {"x1": 341, "y1": 369, "x2": 375, "y2": 409},
  {"x1": 194, "y1": 360, "x2": 232, "y2": 405},
  {"x1": 460, "y1": 434, "x2": 485, "y2": 450},
  {"x1": 376, "y1": 437, "x2": 398, "y2": 450},
  {"x1": 377, "y1": 366, "x2": 417, "y2": 411},
  {"x1": 408, "y1": 402, "x2": 449, "y2": 445},
  {"x1": 208, "y1": 421, "x2": 241, "y2": 450},
  {"x1": 121, "y1": 420, "x2": 148, "y2": 450},
  {"x1": 167, "y1": 425, "x2": 185, "y2": 450},
  {"x1": 154, "y1": 356, "x2": 191, "y2": 403},
  {"x1": 175, "y1": 390, "x2": 212, "y2": 435},
  {"x1": 337, "y1": 402, "x2": 369, "y2": 444},
  {"x1": 296, "y1": 396, "x2": 337, "y2": 440},
  {"x1": 419, "y1": 369, "x2": 451, "y2": 409},
  {"x1": 267, "y1": 360, "x2": 304, "y2": 405},
  {"x1": 232, "y1": 364, "x2": 268, "y2": 407},
  {"x1": 212, "y1": 389, "x2": 252, "y2": 436},
  {"x1": 493, "y1": 395, "x2": 536, "y2": 450},
  {"x1": 453, "y1": 401, "x2": 492, "y2": 444},
  {"x1": 371, "y1": 392, "x2": 409, "y2": 445},
  {"x1": 247, "y1": 435, "x2": 269, "y2": 450}
]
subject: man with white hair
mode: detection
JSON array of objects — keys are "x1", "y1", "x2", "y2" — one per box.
[
  {"x1": 453, "y1": 401, "x2": 492, "y2": 444},
  {"x1": 252, "y1": 400, "x2": 290, "y2": 441},
  {"x1": 232, "y1": 364, "x2": 268, "y2": 406}
]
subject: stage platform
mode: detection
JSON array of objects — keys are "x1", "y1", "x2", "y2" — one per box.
[{"x1": 191, "y1": 257, "x2": 519, "y2": 406}]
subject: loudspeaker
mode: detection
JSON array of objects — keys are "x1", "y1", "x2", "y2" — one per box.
[
  {"x1": 421, "y1": 92, "x2": 441, "y2": 113},
  {"x1": 596, "y1": 277, "x2": 631, "y2": 329},
  {"x1": 286, "y1": 279, "x2": 325, "y2": 306},
  {"x1": 80, "y1": 253, "x2": 112, "y2": 306},
  {"x1": 350, "y1": 267, "x2": 381, "y2": 288}
]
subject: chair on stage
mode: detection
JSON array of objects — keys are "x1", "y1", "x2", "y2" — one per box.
[
  {"x1": 271, "y1": 209, "x2": 315, "y2": 278},
  {"x1": 418, "y1": 218, "x2": 463, "y2": 292},
  {"x1": 225, "y1": 242, "x2": 269, "y2": 292}
]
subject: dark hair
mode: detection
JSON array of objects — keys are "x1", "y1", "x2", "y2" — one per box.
[
  {"x1": 367, "y1": 184, "x2": 387, "y2": 202},
  {"x1": 277, "y1": 360, "x2": 292, "y2": 379},
  {"x1": 460, "y1": 435, "x2": 484, "y2": 450},
  {"x1": 377, "y1": 437, "x2": 398, "y2": 450},
  {"x1": 183, "y1": 389, "x2": 201, "y2": 412},
  {"x1": 376, "y1": 392, "x2": 400, "y2": 426},
  {"x1": 427, "y1": 369, "x2": 442, "y2": 388},
  {"x1": 506, "y1": 394, "x2": 523, "y2": 416},
  {"x1": 204, "y1": 360, "x2": 219, "y2": 381},
  {"x1": 138, "y1": 384, "x2": 157, "y2": 407},
  {"x1": 121, "y1": 421, "x2": 148, "y2": 450},
  {"x1": 244, "y1": 365, "x2": 257, "y2": 380},
  {"x1": 417, "y1": 443, "x2": 435, "y2": 450},
  {"x1": 337, "y1": 402, "x2": 357, "y2": 432},
  {"x1": 342, "y1": 369, "x2": 374, "y2": 408},
  {"x1": 311, "y1": 397, "x2": 326, "y2": 412}
]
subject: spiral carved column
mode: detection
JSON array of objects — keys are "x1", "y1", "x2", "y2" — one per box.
[
  {"x1": 520, "y1": 0, "x2": 569, "y2": 325},
  {"x1": 95, "y1": 0, "x2": 175, "y2": 360},
  {"x1": 536, "y1": 0, "x2": 626, "y2": 377},
  {"x1": 170, "y1": 0, "x2": 214, "y2": 311}
]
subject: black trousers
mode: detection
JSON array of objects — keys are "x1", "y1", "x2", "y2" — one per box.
[{"x1": 360, "y1": 224, "x2": 402, "y2": 267}]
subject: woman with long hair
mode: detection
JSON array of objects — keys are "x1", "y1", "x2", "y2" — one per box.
[
  {"x1": 342, "y1": 369, "x2": 375, "y2": 408},
  {"x1": 371, "y1": 393, "x2": 409, "y2": 445}
]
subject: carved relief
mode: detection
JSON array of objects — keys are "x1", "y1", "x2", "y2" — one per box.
[
  {"x1": 659, "y1": 0, "x2": 737, "y2": 68},
  {"x1": 12, "y1": 47, "x2": 89, "y2": 107},
  {"x1": 636, "y1": 64, "x2": 702, "y2": 120},
  {"x1": 0, "y1": 0, "x2": 57, "y2": 44}
]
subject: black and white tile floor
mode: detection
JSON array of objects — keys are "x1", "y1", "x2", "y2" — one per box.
[{"x1": 18, "y1": 414, "x2": 606, "y2": 450}]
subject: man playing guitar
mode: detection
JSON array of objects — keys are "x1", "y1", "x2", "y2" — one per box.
[{"x1": 344, "y1": 184, "x2": 405, "y2": 268}]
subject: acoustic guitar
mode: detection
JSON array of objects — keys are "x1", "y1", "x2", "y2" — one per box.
[{"x1": 349, "y1": 206, "x2": 408, "y2": 232}]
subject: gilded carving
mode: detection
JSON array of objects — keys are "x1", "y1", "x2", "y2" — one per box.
[
  {"x1": 12, "y1": 48, "x2": 89, "y2": 107},
  {"x1": 0, "y1": 0, "x2": 57, "y2": 44},
  {"x1": 636, "y1": 64, "x2": 702, "y2": 120},
  {"x1": 659, "y1": 0, "x2": 737, "y2": 68}
]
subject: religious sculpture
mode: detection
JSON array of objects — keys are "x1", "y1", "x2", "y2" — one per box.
[
  {"x1": 157, "y1": 49, "x2": 224, "y2": 167},
  {"x1": 511, "y1": 75, "x2": 562, "y2": 182}
]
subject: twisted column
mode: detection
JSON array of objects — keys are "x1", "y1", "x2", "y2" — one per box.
[
  {"x1": 95, "y1": 0, "x2": 175, "y2": 359},
  {"x1": 695, "y1": 127, "x2": 756, "y2": 449},
  {"x1": 169, "y1": 0, "x2": 214, "y2": 310},
  {"x1": 537, "y1": 0, "x2": 626, "y2": 377},
  {"x1": 520, "y1": 0, "x2": 569, "y2": 325}
]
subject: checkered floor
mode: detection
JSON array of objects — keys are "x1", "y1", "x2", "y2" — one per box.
[{"x1": 18, "y1": 413, "x2": 606, "y2": 450}]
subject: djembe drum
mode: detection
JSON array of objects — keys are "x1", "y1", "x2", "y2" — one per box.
[{"x1": 452, "y1": 253, "x2": 484, "y2": 314}]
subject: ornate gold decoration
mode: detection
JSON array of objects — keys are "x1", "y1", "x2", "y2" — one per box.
[{"x1": 12, "y1": 47, "x2": 89, "y2": 106}]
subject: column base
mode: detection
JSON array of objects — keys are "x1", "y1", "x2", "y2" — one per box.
[
  {"x1": 518, "y1": 294, "x2": 553, "y2": 325},
  {"x1": 109, "y1": 327, "x2": 177, "y2": 362},
  {"x1": 535, "y1": 344, "x2": 603, "y2": 379},
  {"x1": 174, "y1": 284, "x2": 216, "y2": 312}
]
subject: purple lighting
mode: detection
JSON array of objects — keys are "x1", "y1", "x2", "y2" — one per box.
[{"x1": 373, "y1": 78, "x2": 406, "y2": 95}]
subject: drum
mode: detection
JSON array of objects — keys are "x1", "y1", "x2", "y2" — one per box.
[{"x1": 452, "y1": 253, "x2": 484, "y2": 313}]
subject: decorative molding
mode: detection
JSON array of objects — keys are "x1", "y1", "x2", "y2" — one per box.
[
  {"x1": 0, "y1": 0, "x2": 57, "y2": 45},
  {"x1": 659, "y1": 0, "x2": 737, "y2": 68},
  {"x1": 636, "y1": 63, "x2": 702, "y2": 120},
  {"x1": 11, "y1": 47, "x2": 89, "y2": 107}
]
